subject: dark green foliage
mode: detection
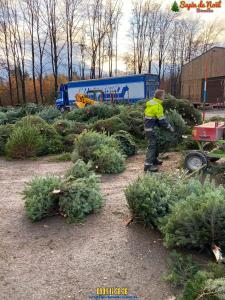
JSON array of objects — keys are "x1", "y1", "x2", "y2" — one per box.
[
  {"x1": 59, "y1": 176, "x2": 102, "y2": 223},
  {"x1": 65, "y1": 159, "x2": 94, "y2": 180},
  {"x1": 85, "y1": 104, "x2": 120, "y2": 120},
  {"x1": 182, "y1": 271, "x2": 209, "y2": 300},
  {"x1": 23, "y1": 175, "x2": 62, "y2": 221},
  {"x1": 59, "y1": 159, "x2": 102, "y2": 223},
  {"x1": 53, "y1": 119, "x2": 73, "y2": 136},
  {"x1": 182, "y1": 272, "x2": 225, "y2": 300},
  {"x1": 70, "y1": 121, "x2": 89, "y2": 134},
  {"x1": 23, "y1": 160, "x2": 102, "y2": 223},
  {"x1": 53, "y1": 119, "x2": 88, "y2": 136},
  {"x1": 112, "y1": 130, "x2": 136, "y2": 156},
  {"x1": 165, "y1": 251, "x2": 199, "y2": 288},
  {"x1": 118, "y1": 108, "x2": 144, "y2": 138},
  {"x1": 160, "y1": 179, "x2": 225, "y2": 251},
  {"x1": 0, "y1": 112, "x2": 8, "y2": 125},
  {"x1": 207, "y1": 163, "x2": 225, "y2": 186},
  {"x1": 66, "y1": 108, "x2": 88, "y2": 122},
  {"x1": 75, "y1": 130, "x2": 119, "y2": 162},
  {"x1": 181, "y1": 263, "x2": 225, "y2": 299},
  {"x1": 75, "y1": 130, "x2": 106, "y2": 162},
  {"x1": 166, "y1": 249, "x2": 225, "y2": 299},
  {"x1": 52, "y1": 152, "x2": 71, "y2": 162},
  {"x1": 125, "y1": 173, "x2": 181, "y2": 227},
  {"x1": 74, "y1": 131, "x2": 125, "y2": 174},
  {"x1": 16, "y1": 114, "x2": 47, "y2": 128},
  {"x1": 91, "y1": 116, "x2": 128, "y2": 134},
  {"x1": 37, "y1": 107, "x2": 61, "y2": 123},
  {"x1": 62, "y1": 133, "x2": 77, "y2": 152},
  {"x1": 0, "y1": 124, "x2": 14, "y2": 155},
  {"x1": 202, "y1": 278, "x2": 225, "y2": 299},
  {"x1": 71, "y1": 149, "x2": 80, "y2": 163},
  {"x1": 16, "y1": 116, "x2": 63, "y2": 155},
  {"x1": 207, "y1": 263, "x2": 225, "y2": 279},
  {"x1": 22, "y1": 103, "x2": 43, "y2": 115},
  {"x1": 163, "y1": 96, "x2": 202, "y2": 126},
  {"x1": 94, "y1": 145, "x2": 125, "y2": 174},
  {"x1": 5, "y1": 125, "x2": 44, "y2": 159},
  {"x1": 167, "y1": 109, "x2": 187, "y2": 135},
  {"x1": 66, "y1": 104, "x2": 120, "y2": 123},
  {"x1": 6, "y1": 108, "x2": 25, "y2": 124},
  {"x1": 42, "y1": 134, "x2": 63, "y2": 155},
  {"x1": 179, "y1": 135, "x2": 199, "y2": 151},
  {"x1": 0, "y1": 106, "x2": 8, "y2": 113},
  {"x1": 155, "y1": 110, "x2": 187, "y2": 152}
]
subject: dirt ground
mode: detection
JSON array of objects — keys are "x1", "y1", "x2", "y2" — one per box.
[{"x1": 0, "y1": 152, "x2": 181, "y2": 300}]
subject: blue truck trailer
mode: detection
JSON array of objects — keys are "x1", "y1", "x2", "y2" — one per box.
[{"x1": 55, "y1": 73, "x2": 159, "y2": 112}]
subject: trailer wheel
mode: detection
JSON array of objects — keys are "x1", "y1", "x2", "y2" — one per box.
[{"x1": 184, "y1": 151, "x2": 208, "y2": 172}]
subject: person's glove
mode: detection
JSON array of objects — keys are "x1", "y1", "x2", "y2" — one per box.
[{"x1": 167, "y1": 124, "x2": 174, "y2": 132}]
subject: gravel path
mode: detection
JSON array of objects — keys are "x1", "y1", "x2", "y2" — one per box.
[{"x1": 0, "y1": 153, "x2": 180, "y2": 300}]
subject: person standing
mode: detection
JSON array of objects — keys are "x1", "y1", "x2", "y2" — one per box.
[{"x1": 144, "y1": 89, "x2": 174, "y2": 172}]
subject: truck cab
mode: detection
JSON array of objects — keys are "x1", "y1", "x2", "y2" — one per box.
[{"x1": 55, "y1": 84, "x2": 75, "y2": 112}]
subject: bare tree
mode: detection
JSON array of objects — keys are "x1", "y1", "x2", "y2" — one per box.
[
  {"x1": 10, "y1": 1, "x2": 27, "y2": 103},
  {"x1": 198, "y1": 19, "x2": 224, "y2": 54},
  {"x1": 78, "y1": 24, "x2": 87, "y2": 79},
  {"x1": 184, "y1": 18, "x2": 201, "y2": 62},
  {"x1": 0, "y1": 0, "x2": 13, "y2": 105},
  {"x1": 168, "y1": 20, "x2": 187, "y2": 96},
  {"x1": 146, "y1": 2, "x2": 160, "y2": 73},
  {"x1": 157, "y1": 9, "x2": 174, "y2": 81},
  {"x1": 64, "y1": 0, "x2": 82, "y2": 81},
  {"x1": 114, "y1": 4, "x2": 122, "y2": 76},
  {"x1": 130, "y1": 0, "x2": 149, "y2": 74},
  {"x1": 87, "y1": 0, "x2": 100, "y2": 79},
  {"x1": 87, "y1": 0, "x2": 120, "y2": 79},
  {"x1": 123, "y1": 52, "x2": 136, "y2": 74},
  {"x1": 34, "y1": 0, "x2": 48, "y2": 104},
  {"x1": 105, "y1": 0, "x2": 122, "y2": 77},
  {"x1": 45, "y1": 0, "x2": 65, "y2": 94},
  {"x1": 23, "y1": 0, "x2": 38, "y2": 103}
]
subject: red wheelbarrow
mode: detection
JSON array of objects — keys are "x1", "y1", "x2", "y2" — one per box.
[{"x1": 184, "y1": 121, "x2": 225, "y2": 172}]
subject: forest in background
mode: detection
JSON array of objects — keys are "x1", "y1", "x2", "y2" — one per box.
[{"x1": 0, "y1": 0, "x2": 224, "y2": 106}]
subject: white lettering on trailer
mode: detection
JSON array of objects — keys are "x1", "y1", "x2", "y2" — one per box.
[{"x1": 68, "y1": 82, "x2": 145, "y2": 101}]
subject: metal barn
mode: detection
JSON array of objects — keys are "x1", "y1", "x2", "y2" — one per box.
[{"x1": 181, "y1": 47, "x2": 225, "y2": 106}]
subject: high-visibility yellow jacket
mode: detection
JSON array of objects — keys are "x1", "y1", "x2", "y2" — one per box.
[
  {"x1": 145, "y1": 97, "x2": 164, "y2": 119},
  {"x1": 144, "y1": 97, "x2": 172, "y2": 131}
]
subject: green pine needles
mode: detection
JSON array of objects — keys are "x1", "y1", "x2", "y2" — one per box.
[
  {"x1": 24, "y1": 175, "x2": 62, "y2": 221},
  {"x1": 72, "y1": 131, "x2": 125, "y2": 174},
  {"x1": 23, "y1": 159, "x2": 103, "y2": 223},
  {"x1": 125, "y1": 175, "x2": 225, "y2": 252}
]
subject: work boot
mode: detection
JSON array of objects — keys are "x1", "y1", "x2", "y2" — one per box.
[
  {"x1": 144, "y1": 164, "x2": 158, "y2": 172},
  {"x1": 154, "y1": 159, "x2": 163, "y2": 165}
]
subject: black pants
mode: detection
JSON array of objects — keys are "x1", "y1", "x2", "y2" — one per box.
[{"x1": 145, "y1": 130, "x2": 159, "y2": 166}]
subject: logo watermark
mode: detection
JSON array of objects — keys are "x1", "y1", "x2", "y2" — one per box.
[
  {"x1": 171, "y1": 0, "x2": 222, "y2": 13},
  {"x1": 89, "y1": 288, "x2": 139, "y2": 300}
]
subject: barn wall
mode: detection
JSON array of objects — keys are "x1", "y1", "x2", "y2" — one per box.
[
  {"x1": 181, "y1": 47, "x2": 225, "y2": 102},
  {"x1": 181, "y1": 79, "x2": 202, "y2": 102}
]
